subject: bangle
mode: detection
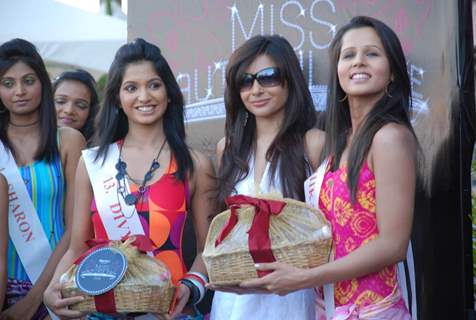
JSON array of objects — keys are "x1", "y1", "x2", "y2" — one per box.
[
  {"x1": 186, "y1": 272, "x2": 208, "y2": 285},
  {"x1": 184, "y1": 277, "x2": 205, "y2": 305},
  {"x1": 184, "y1": 272, "x2": 208, "y2": 288},
  {"x1": 182, "y1": 272, "x2": 207, "y2": 304},
  {"x1": 179, "y1": 278, "x2": 200, "y2": 306}
]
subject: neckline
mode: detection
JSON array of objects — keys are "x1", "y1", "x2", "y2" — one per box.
[
  {"x1": 328, "y1": 159, "x2": 373, "y2": 174},
  {"x1": 117, "y1": 140, "x2": 174, "y2": 188},
  {"x1": 250, "y1": 155, "x2": 271, "y2": 189},
  {"x1": 127, "y1": 153, "x2": 174, "y2": 188}
]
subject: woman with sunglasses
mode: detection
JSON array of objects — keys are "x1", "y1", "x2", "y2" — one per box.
[{"x1": 210, "y1": 34, "x2": 324, "y2": 320}]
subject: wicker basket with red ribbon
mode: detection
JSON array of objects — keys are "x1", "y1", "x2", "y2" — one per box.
[
  {"x1": 60, "y1": 236, "x2": 175, "y2": 314},
  {"x1": 202, "y1": 195, "x2": 332, "y2": 286}
]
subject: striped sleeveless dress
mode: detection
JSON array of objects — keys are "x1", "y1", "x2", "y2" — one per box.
[
  {"x1": 6, "y1": 150, "x2": 65, "y2": 280},
  {"x1": 4, "y1": 138, "x2": 64, "y2": 319}
]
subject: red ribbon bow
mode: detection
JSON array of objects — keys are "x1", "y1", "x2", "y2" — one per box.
[
  {"x1": 215, "y1": 195, "x2": 286, "y2": 277},
  {"x1": 73, "y1": 234, "x2": 156, "y2": 314}
]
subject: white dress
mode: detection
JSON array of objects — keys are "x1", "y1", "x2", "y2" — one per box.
[{"x1": 210, "y1": 159, "x2": 316, "y2": 320}]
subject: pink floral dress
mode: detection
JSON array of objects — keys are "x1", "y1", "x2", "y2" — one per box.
[{"x1": 316, "y1": 161, "x2": 410, "y2": 319}]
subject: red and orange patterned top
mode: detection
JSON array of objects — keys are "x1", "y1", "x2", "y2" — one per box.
[
  {"x1": 91, "y1": 156, "x2": 188, "y2": 285},
  {"x1": 318, "y1": 161, "x2": 398, "y2": 308}
]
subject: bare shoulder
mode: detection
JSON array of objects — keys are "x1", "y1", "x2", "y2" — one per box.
[
  {"x1": 305, "y1": 128, "x2": 325, "y2": 153},
  {"x1": 304, "y1": 128, "x2": 326, "y2": 170},
  {"x1": 215, "y1": 137, "x2": 226, "y2": 167},
  {"x1": 216, "y1": 137, "x2": 226, "y2": 157},
  {"x1": 59, "y1": 127, "x2": 86, "y2": 152},
  {"x1": 370, "y1": 123, "x2": 417, "y2": 168},
  {"x1": 372, "y1": 123, "x2": 416, "y2": 150},
  {"x1": 190, "y1": 149, "x2": 214, "y2": 173}
]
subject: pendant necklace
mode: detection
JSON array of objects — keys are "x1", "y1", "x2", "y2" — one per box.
[{"x1": 115, "y1": 138, "x2": 167, "y2": 206}]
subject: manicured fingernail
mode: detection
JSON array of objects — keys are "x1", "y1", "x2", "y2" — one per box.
[{"x1": 254, "y1": 263, "x2": 260, "y2": 268}]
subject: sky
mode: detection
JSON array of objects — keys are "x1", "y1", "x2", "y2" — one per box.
[{"x1": 55, "y1": 0, "x2": 128, "y2": 15}]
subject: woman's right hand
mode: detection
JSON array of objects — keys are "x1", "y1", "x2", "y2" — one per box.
[{"x1": 43, "y1": 282, "x2": 85, "y2": 319}]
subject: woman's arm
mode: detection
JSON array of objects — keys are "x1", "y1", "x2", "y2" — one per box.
[
  {"x1": 43, "y1": 154, "x2": 95, "y2": 318},
  {"x1": 242, "y1": 123, "x2": 417, "y2": 295},
  {"x1": 171, "y1": 150, "x2": 216, "y2": 317},
  {"x1": 216, "y1": 137, "x2": 226, "y2": 170},
  {"x1": 304, "y1": 128, "x2": 326, "y2": 171},
  {"x1": 0, "y1": 175, "x2": 9, "y2": 309},
  {"x1": 188, "y1": 150, "x2": 217, "y2": 272}
]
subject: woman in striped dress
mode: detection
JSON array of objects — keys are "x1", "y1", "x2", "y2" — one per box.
[{"x1": 0, "y1": 38, "x2": 85, "y2": 319}]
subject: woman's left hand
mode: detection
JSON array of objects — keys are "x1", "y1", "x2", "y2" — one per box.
[
  {"x1": 240, "y1": 262, "x2": 308, "y2": 296},
  {"x1": 169, "y1": 283, "x2": 191, "y2": 319},
  {"x1": 0, "y1": 295, "x2": 38, "y2": 320}
]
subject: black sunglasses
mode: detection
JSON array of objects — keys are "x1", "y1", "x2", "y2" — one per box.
[{"x1": 238, "y1": 67, "x2": 282, "y2": 91}]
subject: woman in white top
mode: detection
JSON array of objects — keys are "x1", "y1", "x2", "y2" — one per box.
[{"x1": 210, "y1": 34, "x2": 325, "y2": 320}]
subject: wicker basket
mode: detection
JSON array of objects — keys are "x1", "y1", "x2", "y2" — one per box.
[
  {"x1": 203, "y1": 196, "x2": 332, "y2": 286},
  {"x1": 60, "y1": 240, "x2": 175, "y2": 314}
]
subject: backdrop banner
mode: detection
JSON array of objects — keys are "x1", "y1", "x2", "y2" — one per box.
[{"x1": 129, "y1": 1, "x2": 476, "y2": 318}]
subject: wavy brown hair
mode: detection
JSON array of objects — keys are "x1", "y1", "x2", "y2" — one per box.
[{"x1": 217, "y1": 35, "x2": 317, "y2": 206}]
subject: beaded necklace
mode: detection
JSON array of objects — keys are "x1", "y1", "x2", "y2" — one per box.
[{"x1": 115, "y1": 138, "x2": 167, "y2": 206}]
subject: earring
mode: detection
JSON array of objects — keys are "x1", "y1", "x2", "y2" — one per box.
[
  {"x1": 339, "y1": 94, "x2": 348, "y2": 102},
  {"x1": 385, "y1": 83, "x2": 392, "y2": 98},
  {"x1": 244, "y1": 111, "x2": 249, "y2": 126}
]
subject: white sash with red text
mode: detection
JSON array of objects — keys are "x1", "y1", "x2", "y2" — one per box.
[
  {"x1": 0, "y1": 143, "x2": 53, "y2": 283},
  {"x1": 304, "y1": 159, "x2": 335, "y2": 320},
  {"x1": 82, "y1": 143, "x2": 145, "y2": 240}
]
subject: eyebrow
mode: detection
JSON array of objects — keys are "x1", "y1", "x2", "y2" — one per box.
[
  {"x1": 1, "y1": 73, "x2": 36, "y2": 79},
  {"x1": 54, "y1": 94, "x2": 90, "y2": 103},
  {"x1": 341, "y1": 45, "x2": 383, "y2": 52},
  {"x1": 122, "y1": 77, "x2": 162, "y2": 86}
]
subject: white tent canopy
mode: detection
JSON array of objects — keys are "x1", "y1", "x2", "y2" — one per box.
[{"x1": 0, "y1": 0, "x2": 126, "y2": 73}]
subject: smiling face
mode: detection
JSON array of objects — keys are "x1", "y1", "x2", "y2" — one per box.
[
  {"x1": 337, "y1": 27, "x2": 392, "y2": 103},
  {"x1": 239, "y1": 54, "x2": 288, "y2": 121},
  {"x1": 119, "y1": 60, "x2": 168, "y2": 127},
  {"x1": 54, "y1": 80, "x2": 91, "y2": 130},
  {"x1": 0, "y1": 61, "x2": 42, "y2": 117}
]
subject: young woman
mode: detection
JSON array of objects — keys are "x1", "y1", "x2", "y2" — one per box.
[
  {"x1": 0, "y1": 174, "x2": 8, "y2": 310},
  {"x1": 0, "y1": 38, "x2": 85, "y2": 319},
  {"x1": 242, "y1": 16, "x2": 417, "y2": 319},
  {"x1": 210, "y1": 34, "x2": 324, "y2": 320},
  {"x1": 43, "y1": 38, "x2": 215, "y2": 319},
  {"x1": 53, "y1": 69, "x2": 99, "y2": 144}
]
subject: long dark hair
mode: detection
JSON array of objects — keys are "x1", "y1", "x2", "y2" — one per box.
[
  {"x1": 53, "y1": 69, "x2": 99, "y2": 143},
  {"x1": 94, "y1": 38, "x2": 193, "y2": 181},
  {"x1": 0, "y1": 38, "x2": 58, "y2": 162},
  {"x1": 218, "y1": 35, "x2": 317, "y2": 205},
  {"x1": 323, "y1": 16, "x2": 417, "y2": 201}
]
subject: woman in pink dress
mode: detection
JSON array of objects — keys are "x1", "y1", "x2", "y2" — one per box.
[{"x1": 242, "y1": 16, "x2": 418, "y2": 319}]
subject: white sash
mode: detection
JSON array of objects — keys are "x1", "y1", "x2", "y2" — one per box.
[
  {"x1": 397, "y1": 244, "x2": 418, "y2": 319},
  {"x1": 304, "y1": 159, "x2": 335, "y2": 320},
  {"x1": 0, "y1": 143, "x2": 60, "y2": 320},
  {"x1": 0, "y1": 143, "x2": 52, "y2": 283},
  {"x1": 82, "y1": 143, "x2": 145, "y2": 240}
]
